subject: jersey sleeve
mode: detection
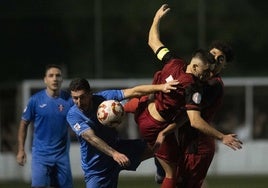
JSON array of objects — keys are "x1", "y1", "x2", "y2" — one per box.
[
  {"x1": 184, "y1": 83, "x2": 203, "y2": 111},
  {"x1": 94, "y1": 90, "x2": 125, "y2": 101},
  {"x1": 66, "y1": 108, "x2": 91, "y2": 136},
  {"x1": 21, "y1": 96, "x2": 35, "y2": 122}
]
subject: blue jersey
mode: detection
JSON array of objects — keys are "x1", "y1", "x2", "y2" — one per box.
[
  {"x1": 67, "y1": 90, "x2": 125, "y2": 175},
  {"x1": 22, "y1": 89, "x2": 73, "y2": 157},
  {"x1": 67, "y1": 89, "x2": 147, "y2": 187}
]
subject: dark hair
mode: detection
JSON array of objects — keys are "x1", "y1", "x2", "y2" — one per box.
[
  {"x1": 45, "y1": 64, "x2": 62, "y2": 75},
  {"x1": 69, "y1": 78, "x2": 91, "y2": 92},
  {"x1": 192, "y1": 49, "x2": 216, "y2": 65},
  {"x1": 209, "y1": 40, "x2": 234, "y2": 62}
]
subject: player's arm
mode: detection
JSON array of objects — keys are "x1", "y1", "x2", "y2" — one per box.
[
  {"x1": 123, "y1": 80, "x2": 179, "y2": 99},
  {"x1": 187, "y1": 110, "x2": 243, "y2": 150},
  {"x1": 81, "y1": 129, "x2": 130, "y2": 167},
  {"x1": 16, "y1": 119, "x2": 30, "y2": 166},
  {"x1": 185, "y1": 83, "x2": 242, "y2": 150},
  {"x1": 148, "y1": 4, "x2": 170, "y2": 53},
  {"x1": 153, "y1": 116, "x2": 188, "y2": 151},
  {"x1": 153, "y1": 122, "x2": 177, "y2": 152},
  {"x1": 148, "y1": 4, "x2": 177, "y2": 64}
]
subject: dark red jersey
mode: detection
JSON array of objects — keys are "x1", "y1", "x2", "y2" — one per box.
[
  {"x1": 176, "y1": 76, "x2": 224, "y2": 188},
  {"x1": 152, "y1": 58, "x2": 200, "y2": 122},
  {"x1": 201, "y1": 76, "x2": 224, "y2": 122},
  {"x1": 178, "y1": 76, "x2": 224, "y2": 154}
]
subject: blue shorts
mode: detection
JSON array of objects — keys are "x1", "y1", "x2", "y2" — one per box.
[{"x1": 31, "y1": 153, "x2": 73, "y2": 188}]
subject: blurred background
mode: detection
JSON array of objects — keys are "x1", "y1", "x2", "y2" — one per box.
[
  {"x1": 0, "y1": 0, "x2": 268, "y2": 186},
  {"x1": 1, "y1": 0, "x2": 268, "y2": 81}
]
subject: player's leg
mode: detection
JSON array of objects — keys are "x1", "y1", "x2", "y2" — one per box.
[
  {"x1": 85, "y1": 174, "x2": 118, "y2": 188},
  {"x1": 31, "y1": 157, "x2": 50, "y2": 188},
  {"x1": 154, "y1": 157, "x2": 165, "y2": 184},
  {"x1": 179, "y1": 153, "x2": 214, "y2": 188},
  {"x1": 123, "y1": 97, "x2": 140, "y2": 113},
  {"x1": 56, "y1": 154, "x2": 73, "y2": 188},
  {"x1": 117, "y1": 139, "x2": 151, "y2": 170},
  {"x1": 155, "y1": 134, "x2": 180, "y2": 188},
  {"x1": 156, "y1": 157, "x2": 177, "y2": 188}
]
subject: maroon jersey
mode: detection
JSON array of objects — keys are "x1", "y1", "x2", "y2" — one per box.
[
  {"x1": 196, "y1": 76, "x2": 224, "y2": 153},
  {"x1": 152, "y1": 58, "x2": 200, "y2": 122},
  {"x1": 178, "y1": 76, "x2": 224, "y2": 153},
  {"x1": 201, "y1": 76, "x2": 224, "y2": 122},
  {"x1": 176, "y1": 76, "x2": 224, "y2": 188}
]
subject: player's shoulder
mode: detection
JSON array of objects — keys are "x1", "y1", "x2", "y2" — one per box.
[
  {"x1": 30, "y1": 89, "x2": 46, "y2": 100},
  {"x1": 207, "y1": 76, "x2": 224, "y2": 87},
  {"x1": 67, "y1": 104, "x2": 80, "y2": 118},
  {"x1": 166, "y1": 57, "x2": 185, "y2": 67},
  {"x1": 179, "y1": 73, "x2": 196, "y2": 88}
]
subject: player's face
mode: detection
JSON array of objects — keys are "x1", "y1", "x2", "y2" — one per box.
[
  {"x1": 191, "y1": 58, "x2": 210, "y2": 80},
  {"x1": 44, "y1": 67, "x2": 63, "y2": 91},
  {"x1": 209, "y1": 48, "x2": 226, "y2": 75},
  {"x1": 71, "y1": 90, "x2": 92, "y2": 112}
]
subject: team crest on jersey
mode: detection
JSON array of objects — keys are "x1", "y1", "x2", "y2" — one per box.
[
  {"x1": 58, "y1": 104, "x2": 64, "y2": 112},
  {"x1": 192, "y1": 92, "x2": 202, "y2": 104},
  {"x1": 74, "y1": 123, "x2": 81, "y2": 131}
]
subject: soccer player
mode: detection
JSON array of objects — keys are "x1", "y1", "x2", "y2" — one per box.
[
  {"x1": 66, "y1": 78, "x2": 178, "y2": 188},
  {"x1": 174, "y1": 41, "x2": 240, "y2": 188},
  {"x1": 16, "y1": 64, "x2": 74, "y2": 188},
  {"x1": 150, "y1": 4, "x2": 243, "y2": 188},
  {"x1": 127, "y1": 4, "x2": 242, "y2": 188}
]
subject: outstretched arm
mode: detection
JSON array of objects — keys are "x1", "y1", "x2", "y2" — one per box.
[
  {"x1": 187, "y1": 110, "x2": 243, "y2": 150},
  {"x1": 123, "y1": 79, "x2": 179, "y2": 99},
  {"x1": 148, "y1": 4, "x2": 171, "y2": 53}
]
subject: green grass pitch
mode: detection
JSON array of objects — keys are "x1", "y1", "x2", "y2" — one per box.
[{"x1": 1, "y1": 175, "x2": 268, "y2": 188}]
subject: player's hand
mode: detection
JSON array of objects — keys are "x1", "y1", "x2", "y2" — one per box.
[
  {"x1": 155, "y1": 4, "x2": 171, "y2": 19},
  {"x1": 16, "y1": 151, "x2": 27, "y2": 166},
  {"x1": 152, "y1": 132, "x2": 165, "y2": 152},
  {"x1": 222, "y1": 134, "x2": 243, "y2": 150},
  {"x1": 113, "y1": 152, "x2": 131, "y2": 167},
  {"x1": 162, "y1": 80, "x2": 179, "y2": 93}
]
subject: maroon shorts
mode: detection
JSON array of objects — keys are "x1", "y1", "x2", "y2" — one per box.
[
  {"x1": 177, "y1": 150, "x2": 214, "y2": 187},
  {"x1": 135, "y1": 102, "x2": 179, "y2": 163}
]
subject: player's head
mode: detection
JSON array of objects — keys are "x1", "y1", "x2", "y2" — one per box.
[
  {"x1": 209, "y1": 40, "x2": 234, "y2": 76},
  {"x1": 69, "y1": 78, "x2": 92, "y2": 111},
  {"x1": 189, "y1": 49, "x2": 216, "y2": 81},
  {"x1": 44, "y1": 64, "x2": 63, "y2": 92}
]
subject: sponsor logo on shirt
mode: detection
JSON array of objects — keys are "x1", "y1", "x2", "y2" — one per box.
[
  {"x1": 39, "y1": 104, "x2": 47, "y2": 108},
  {"x1": 74, "y1": 123, "x2": 81, "y2": 131},
  {"x1": 192, "y1": 92, "x2": 201, "y2": 104}
]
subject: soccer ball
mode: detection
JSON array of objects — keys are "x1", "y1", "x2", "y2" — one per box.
[{"x1": 97, "y1": 100, "x2": 125, "y2": 127}]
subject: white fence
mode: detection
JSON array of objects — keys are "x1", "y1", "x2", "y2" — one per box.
[{"x1": 1, "y1": 77, "x2": 268, "y2": 181}]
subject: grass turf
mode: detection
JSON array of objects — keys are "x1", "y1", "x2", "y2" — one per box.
[{"x1": 0, "y1": 175, "x2": 268, "y2": 188}]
